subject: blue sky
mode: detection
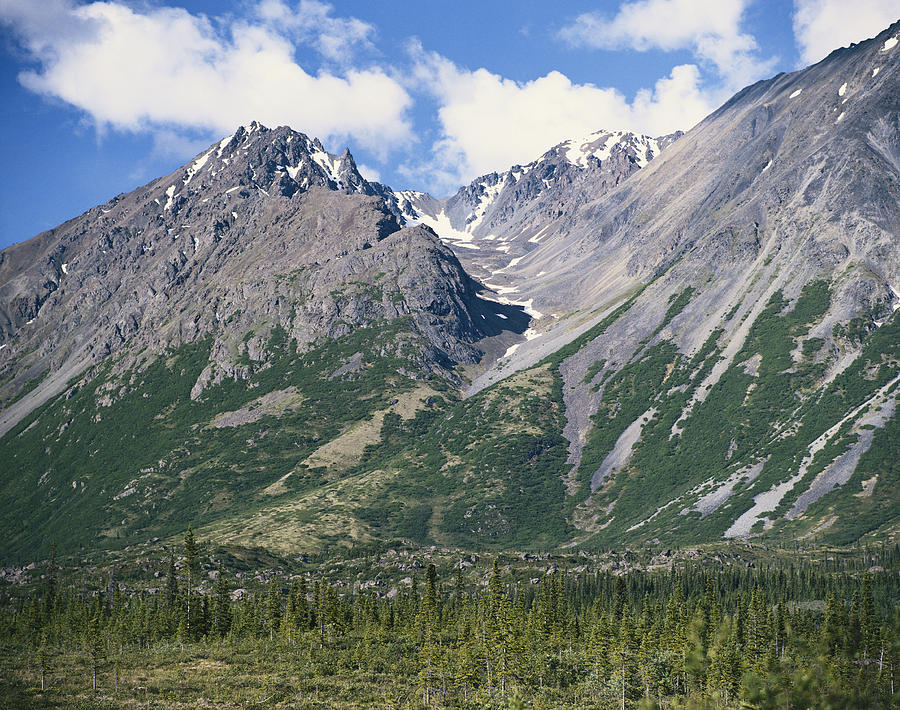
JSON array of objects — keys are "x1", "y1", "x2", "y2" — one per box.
[{"x1": 0, "y1": 0, "x2": 897, "y2": 249}]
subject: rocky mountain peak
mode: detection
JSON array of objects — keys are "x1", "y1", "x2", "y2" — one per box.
[
  {"x1": 0, "y1": 122, "x2": 530, "y2": 437},
  {"x1": 398, "y1": 127, "x2": 683, "y2": 282},
  {"x1": 160, "y1": 122, "x2": 376, "y2": 210}
]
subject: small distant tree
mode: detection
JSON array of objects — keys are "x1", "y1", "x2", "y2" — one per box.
[
  {"x1": 165, "y1": 553, "x2": 178, "y2": 608},
  {"x1": 86, "y1": 614, "x2": 105, "y2": 691},
  {"x1": 36, "y1": 630, "x2": 51, "y2": 692},
  {"x1": 266, "y1": 578, "x2": 282, "y2": 641},
  {"x1": 212, "y1": 567, "x2": 231, "y2": 639},
  {"x1": 182, "y1": 526, "x2": 198, "y2": 639},
  {"x1": 44, "y1": 543, "x2": 58, "y2": 620}
]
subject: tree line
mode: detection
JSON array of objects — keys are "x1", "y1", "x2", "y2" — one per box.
[{"x1": 2, "y1": 531, "x2": 898, "y2": 708}]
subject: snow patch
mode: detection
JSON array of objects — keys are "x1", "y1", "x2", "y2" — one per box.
[
  {"x1": 466, "y1": 175, "x2": 508, "y2": 233},
  {"x1": 217, "y1": 133, "x2": 234, "y2": 157},
  {"x1": 225, "y1": 185, "x2": 241, "y2": 194},
  {"x1": 0, "y1": 344, "x2": 7, "y2": 351},
  {"x1": 483, "y1": 282, "x2": 519, "y2": 296},
  {"x1": 416, "y1": 208, "x2": 477, "y2": 246},
  {"x1": 838, "y1": 82, "x2": 847, "y2": 97},
  {"x1": 528, "y1": 224, "x2": 551, "y2": 243},
  {"x1": 232, "y1": 211, "x2": 238, "y2": 220},
  {"x1": 500, "y1": 328, "x2": 541, "y2": 359},
  {"x1": 789, "y1": 88, "x2": 802, "y2": 98},
  {"x1": 163, "y1": 185, "x2": 176, "y2": 210},
  {"x1": 882, "y1": 37, "x2": 898, "y2": 51},
  {"x1": 61, "y1": 263, "x2": 68, "y2": 274},
  {"x1": 310, "y1": 149, "x2": 342, "y2": 185},
  {"x1": 872, "y1": 67, "x2": 880, "y2": 77},
  {"x1": 564, "y1": 130, "x2": 623, "y2": 167},
  {"x1": 183, "y1": 149, "x2": 212, "y2": 186},
  {"x1": 481, "y1": 290, "x2": 543, "y2": 319},
  {"x1": 562, "y1": 130, "x2": 659, "y2": 169},
  {"x1": 499, "y1": 256, "x2": 524, "y2": 272},
  {"x1": 836, "y1": 112, "x2": 845, "y2": 123}
]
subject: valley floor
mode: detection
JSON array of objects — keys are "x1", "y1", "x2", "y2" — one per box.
[{"x1": 1, "y1": 541, "x2": 897, "y2": 709}]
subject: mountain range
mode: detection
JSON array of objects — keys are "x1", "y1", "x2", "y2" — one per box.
[{"x1": 1, "y1": 21, "x2": 898, "y2": 561}]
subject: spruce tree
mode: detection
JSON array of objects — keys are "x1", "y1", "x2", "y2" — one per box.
[
  {"x1": 36, "y1": 629, "x2": 50, "y2": 692},
  {"x1": 266, "y1": 578, "x2": 281, "y2": 641},
  {"x1": 182, "y1": 526, "x2": 198, "y2": 639},
  {"x1": 165, "y1": 553, "x2": 178, "y2": 608},
  {"x1": 212, "y1": 567, "x2": 231, "y2": 639}
]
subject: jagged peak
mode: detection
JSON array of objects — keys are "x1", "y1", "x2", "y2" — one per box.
[
  {"x1": 154, "y1": 123, "x2": 375, "y2": 214},
  {"x1": 548, "y1": 129, "x2": 663, "y2": 168}
]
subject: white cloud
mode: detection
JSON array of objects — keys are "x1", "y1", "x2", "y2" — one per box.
[
  {"x1": 356, "y1": 163, "x2": 382, "y2": 183},
  {"x1": 255, "y1": 0, "x2": 376, "y2": 65},
  {"x1": 793, "y1": 0, "x2": 898, "y2": 65},
  {"x1": 559, "y1": 0, "x2": 775, "y2": 91},
  {"x1": 0, "y1": 0, "x2": 412, "y2": 156},
  {"x1": 405, "y1": 44, "x2": 713, "y2": 194}
]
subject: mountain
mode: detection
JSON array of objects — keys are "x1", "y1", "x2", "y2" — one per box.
[
  {"x1": 0, "y1": 122, "x2": 528, "y2": 559},
  {"x1": 460, "y1": 20, "x2": 900, "y2": 547},
  {"x1": 1, "y1": 22, "x2": 899, "y2": 562},
  {"x1": 0, "y1": 122, "x2": 526, "y2": 432},
  {"x1": 395, "y1": 130, "x2": 681, "y2": 283}
]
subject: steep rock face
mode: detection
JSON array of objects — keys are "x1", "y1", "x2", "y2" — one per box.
[
  {"x1": 511, "y1": 28, "x2": 900, "y2": 313},
  {"x1": 0, "y1": 123, "x2": 525, "y2": 436},
  {"x1": 477, "y1": 22, "x2": 900, "y2": 546},
  {"x1": 397, "y1": 131, "x2": 680, "y2": 282}
]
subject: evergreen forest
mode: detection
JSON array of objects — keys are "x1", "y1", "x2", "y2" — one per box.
[{"x1": 1, "y1": 532, "x2": 898, "y2": 709}]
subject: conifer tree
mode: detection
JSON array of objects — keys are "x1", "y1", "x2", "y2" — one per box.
[
  {"x1": 615, "y1": 603, "x2": 641, "y2": 709},
  {"x1": 212, "y1": 567, "x2": 231, "y2": 639},
  {"x1": 165, "y1": 553, "x2": 178, "y2": 608},
  {"x1": 860, "y1": 576, "x2": 877, "y2": 663},
  {"x1": 265, "y1": 578, "x2": 281, "y2": 641},
  {"x1": 43, "y1": 543, "x2": 57, "y2": 621},
  {"x1": 423, "y1": 563, "x2": 439, "y2": 632},
  {"x1": 182, "y1": 526, "x2": 198, "y2": 639},
  {"x1": 36, "y1": 629, "x2": 50, "y2": 692},
  {"x1": 86, "y1": 613, "x2": 105, "y2": 692}
]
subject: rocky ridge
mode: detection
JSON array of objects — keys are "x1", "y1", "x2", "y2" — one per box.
[
  {"x1": 396, "y1": 130, "x2": 681, "y2": 283},
  {"x1": 0, "y1": 122, "x2": 527, "y2": 437}
]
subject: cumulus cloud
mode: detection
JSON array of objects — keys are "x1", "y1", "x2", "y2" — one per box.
[
  {"x1": 255, "y1": 0, "x2": 376, "y2": 65},
  {"x1": 559, "y1": 0, "x2": 776, "y2": 91},
  {"x1": 405, "y1": 43, "x2": 713, "y2": 193},
  {"x1": 793, "y1": 0, "x2": 899, "y2": 65},
  {"x1": 356, "y1": 163, "x2": 382, "y2": 183},
  {"x1": 0, "y1": 0, "x2": 412, "y2": 155}
]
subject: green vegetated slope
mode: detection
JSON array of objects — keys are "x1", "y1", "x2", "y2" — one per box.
[
  {"x1": 574, "y1": 280, "x2": 899, "y2": 547},
  {"x1": 2, "y1": 276, "x2": 897, "y2": 561},
  {"x1": 0, "y1": 319, "x2": 434, "y2": 561},
  {"x1": 354, "y1": 362, "x2": 572, "y2": 549},
  {"x1": 199, "y1": 359, "x2": 573, "y2": 554}
]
